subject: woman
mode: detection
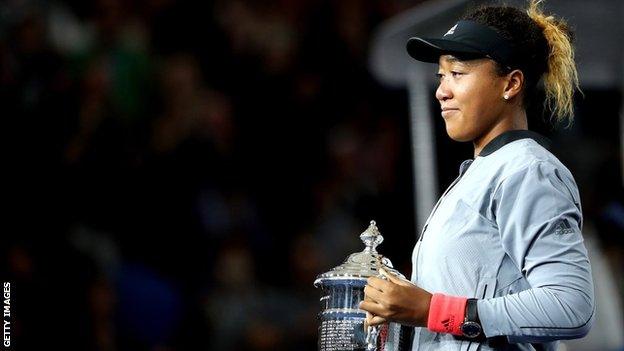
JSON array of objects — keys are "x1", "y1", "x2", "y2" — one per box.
[{"x1": 359, "y1": 1, "x2": 595, "y2": 350}]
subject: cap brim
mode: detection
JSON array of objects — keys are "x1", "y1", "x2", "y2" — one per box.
[{"x1": 406, "y1": 37, "x2": 485, "y2": 63}]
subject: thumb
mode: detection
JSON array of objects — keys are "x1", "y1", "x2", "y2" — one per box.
[{"x1": 380, "y1": 268, "x2": 411, "y2": 286}]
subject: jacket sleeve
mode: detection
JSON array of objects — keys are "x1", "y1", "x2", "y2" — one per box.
[{"x1": 477, "y1": 160, "x2": 595, "y2": 342}]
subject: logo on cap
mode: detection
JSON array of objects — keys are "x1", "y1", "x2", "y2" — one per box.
[{"x1": 444, "y1": 24, "x2": 458, "y2": 36}]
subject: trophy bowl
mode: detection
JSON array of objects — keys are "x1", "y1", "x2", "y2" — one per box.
[{"x1": 314, "y1": 221, "x2": 412, "y2": 351}]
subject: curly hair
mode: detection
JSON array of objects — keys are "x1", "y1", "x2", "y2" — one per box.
[{"x1": 463, "y1": 0, "x2": 579, "y2": 127}]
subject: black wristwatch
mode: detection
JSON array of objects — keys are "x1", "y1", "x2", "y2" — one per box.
[{"x1": 460, "y1": 298, "x2": 483, "y2": 339}]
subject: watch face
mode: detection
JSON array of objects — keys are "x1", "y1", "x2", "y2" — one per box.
[{"x1": 461, "y1": 321, "x2": 482, "y2": 338}]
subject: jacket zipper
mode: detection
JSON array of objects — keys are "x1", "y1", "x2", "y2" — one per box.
[{"x1": 414, "y1": 160, "x2": 473, "y2": 281}]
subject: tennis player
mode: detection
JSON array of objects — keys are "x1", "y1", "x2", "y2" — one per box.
[{"x1": 359, "y1": 1, "x2": 595, "y2": 350}]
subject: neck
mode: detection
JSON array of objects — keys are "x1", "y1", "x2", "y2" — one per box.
[{"x1": 473, "y1": 109, "x2": 528, "y2": 158}]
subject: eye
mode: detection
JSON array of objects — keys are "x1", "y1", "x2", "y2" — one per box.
[
  {"x1": 436, "y1": 73, "x2": 444, "y2": 81},
  {"x1": 451, "y1": 71, "x2": 464, "y2": 77}
]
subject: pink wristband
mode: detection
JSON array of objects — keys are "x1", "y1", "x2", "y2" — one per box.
[{"x1": 427, "y1": 293, "x2": 468, "y2": 335}]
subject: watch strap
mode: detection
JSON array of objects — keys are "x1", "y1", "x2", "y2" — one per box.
[
  {"x1": 462, "y1": 298, "x2": 485, "y2": 340},
  {"x1": 465, "y1": 298, "x2": 480, "y2": 324}
]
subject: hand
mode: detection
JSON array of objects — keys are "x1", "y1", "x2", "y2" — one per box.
[
  {"x1": 359, "y1": 268, "x2": 432, "y2": 327},
  {"x1": 364, "y1": 308, "x2": 387, "y2": 328}
]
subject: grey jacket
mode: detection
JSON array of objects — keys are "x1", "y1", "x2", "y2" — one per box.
[{"x1": 410, "y1": 131, "x2": 595, "y2": 351}]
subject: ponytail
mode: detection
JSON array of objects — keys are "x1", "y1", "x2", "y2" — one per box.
[{"x1": 527, "y1": 0, "x2": 580, "y2": 127}]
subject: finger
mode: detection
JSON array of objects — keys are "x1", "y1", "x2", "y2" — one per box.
[
  {"x1": 380, "y1": 268, "x2": 412, "y2": 287},
  {"x1": 368, "y1": 315, "x2": 387, "y2": 327},
  {"x1": 365, "y1": 311, "x2": 374, "y2": 328},
  {"x1": 364, "y1": 313, "x2": 387, "y2": 329},
  {"x1": 359, "y1": 300, "x2": 385, "y2": 317},
  {"x1": 367, "y1": 276, "x2": 391, "y2": 291},
  {"x1": 364, "y1": 284, "x2": 384, "y2": 303},
  {"x1": 379, "y1": 268, "x2": 399, "y2": 281}
]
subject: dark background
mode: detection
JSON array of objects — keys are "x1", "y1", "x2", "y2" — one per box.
[{"x1": 2, "y1": 0, "x2": 623, "y2": 350}]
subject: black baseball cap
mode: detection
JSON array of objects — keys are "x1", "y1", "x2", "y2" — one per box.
[{"x1": 406, "y1": 20, "x2": 519, "y2": 68}]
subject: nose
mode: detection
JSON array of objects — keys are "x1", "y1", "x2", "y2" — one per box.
[{"x1": 435, "y1": 79, "x2": 452, "y2": 102}]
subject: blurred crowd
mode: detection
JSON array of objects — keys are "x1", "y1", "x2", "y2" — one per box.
[
  {"x1": 2, "y1": 0, "x2": 420, "y2": 350},
  {"x1": 2, "y1": 0, "x2": 623, "y2": 350}
]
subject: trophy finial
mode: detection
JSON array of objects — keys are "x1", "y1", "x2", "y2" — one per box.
[{"x1": 360, "y1": 220, "x2": 383, "y2": 252}]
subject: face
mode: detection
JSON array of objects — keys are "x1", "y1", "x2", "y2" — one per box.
[{"x1": 435, "y1": 55, "x2": 508, "y2": 142}]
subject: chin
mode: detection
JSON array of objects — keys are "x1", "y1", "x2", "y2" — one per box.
[{"x1": 445, "y1": 124, "x2": 474, "y2": 142}]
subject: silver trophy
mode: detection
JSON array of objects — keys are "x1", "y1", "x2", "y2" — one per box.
[{"x1": 314, "y1": 221, "x2": 412, "y2": 351}]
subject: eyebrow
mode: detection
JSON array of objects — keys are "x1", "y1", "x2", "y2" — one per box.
[
  {"x1": 443, "y1": 55, "x2": 462, "y2": 64},
  {"x1": 439, "y1": 55, "x2": 470, "y2": 70},
  {"x1": 440, "y1": 54, "x2": 487, "y2": 68}
]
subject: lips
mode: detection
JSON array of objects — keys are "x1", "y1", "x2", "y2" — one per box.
[{"x1": 441, "y1": 107, "x2": 459, "y2": 117}]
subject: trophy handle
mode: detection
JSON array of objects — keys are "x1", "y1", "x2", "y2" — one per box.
[{"x1": 366, "y1": 325, "x2": 379, "y2": 350}]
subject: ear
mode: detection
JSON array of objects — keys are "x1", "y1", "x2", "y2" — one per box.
[{"x1": 503, "y1": 69, "x2": 524, "y2": 100}]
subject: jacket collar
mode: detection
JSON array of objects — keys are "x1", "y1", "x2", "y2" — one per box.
[{"x1": 478, "y1": 129, "x2": 551, "y2": 157}]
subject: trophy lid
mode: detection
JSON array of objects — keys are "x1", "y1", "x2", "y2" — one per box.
[{"x1": 314, "y1": 220, "x2": 403, "y2": 287}]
